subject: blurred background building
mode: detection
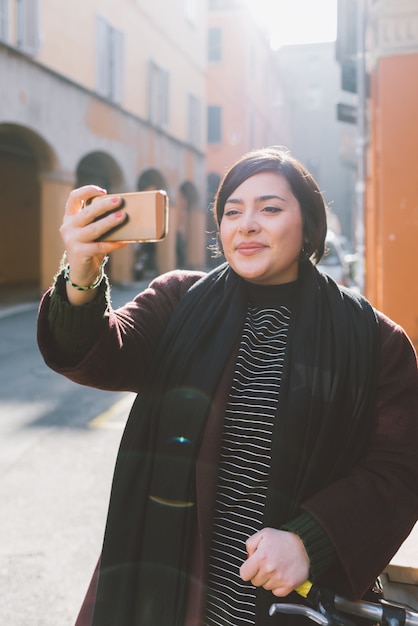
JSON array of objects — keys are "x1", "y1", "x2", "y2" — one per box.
[
  {"x1": 276, "y1": 42, "x2": 357, "y2": 240},
  {"x1": 365, "y1": 0, "x2": 418, "y2": 349},
  {"x1": 335, "y1": 0, "x2": 418, "y2": 348},
  {"x1": 0, "y1": 0, "x2": 417, "y2": 347},
  {"x1": 205, "y1": 0, "x2": 287, "y2": 262},
  {"x1": 0, "y1": 0, "x2": 208, "y2": 291}
]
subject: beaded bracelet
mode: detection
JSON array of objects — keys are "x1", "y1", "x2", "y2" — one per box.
[{"x1": 63, "y1": 257, "x2": 108, "y2": 291}]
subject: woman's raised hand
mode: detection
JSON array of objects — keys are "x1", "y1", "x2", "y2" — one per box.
[{"x1": 60, "y1": 185, "x2": 127, "y2": 304}]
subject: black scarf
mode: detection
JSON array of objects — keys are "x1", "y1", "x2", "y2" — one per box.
[{"x1": 91, "y1": 261, "x2": 380, "y2": 626}]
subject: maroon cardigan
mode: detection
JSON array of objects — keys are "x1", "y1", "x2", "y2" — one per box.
[{"x1": 37, "y1": 270, "x2": 418, "y2": 625}]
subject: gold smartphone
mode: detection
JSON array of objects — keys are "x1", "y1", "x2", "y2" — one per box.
[{"x1": 89, "y1": 190, "x2": 169, "y2": 242}]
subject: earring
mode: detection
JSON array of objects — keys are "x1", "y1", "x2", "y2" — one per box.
[{"x1": 299, "y1": 244, "x2": 310, "y2": 262}]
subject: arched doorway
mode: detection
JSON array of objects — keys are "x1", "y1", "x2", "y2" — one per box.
[
  {"x1": 137, "y1": 169, "x2": 167, "y2": 192},
  {"x1": 135, "y1": 168, "x2": 169, "y2": 277},
  {"x1": 178, "y1": 181, "x2": 200, "y2": 269},
  {"x1": 76, "y1": 151, "x2": 127, "y2": 282},
  {"x1": 0, "y1": 124, "x2": 54, "y2": 295},
  {"x1": 76, "y1": 151, "x2": 124, "y2": 190},
  {"x1": 206, "y1": 173, "x2": 221, "y2": 268}
]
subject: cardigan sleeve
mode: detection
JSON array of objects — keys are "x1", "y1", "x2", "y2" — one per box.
[
  {"x1": 46, "y1": 271, "x2": 110, "y2": 363},
  {"x1": 301, "y1": 312, "x2": 418, "y2": 599},
  {"x1": 281, "y1": 511, "x2": 338, "y2": 583},
  {"x1": 37, "y1": 269, "x2": 206, "y2": 393}
]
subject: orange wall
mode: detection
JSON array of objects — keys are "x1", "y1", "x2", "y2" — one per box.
[
  {"x1": 367, "y1": 53, "x2": 418, "y2": 349},
  {"x1": 207, "y1": 10, "x2": 283, "y2": 179},
  {"x1": 32, "y1": 0, "x2": 207, "y2": 149},
  {"x1": 0, "y1": 155, "x2": 39, "y2": 284}
]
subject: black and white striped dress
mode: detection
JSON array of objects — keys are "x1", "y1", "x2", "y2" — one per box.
[{"x1": 204, "y1": 286, "x2": 293, "y2": 626}]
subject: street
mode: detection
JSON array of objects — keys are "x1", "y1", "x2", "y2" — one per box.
[
  {"x1": 2, "y1": 282, "x2": 418, "y2": 624},
  {"x1": 0, "y1": 284, "x2": 143, "y2": 626}
]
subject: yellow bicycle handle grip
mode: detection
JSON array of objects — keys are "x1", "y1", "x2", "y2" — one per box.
[{"x1": 295, "y1": 580, "x2": 313, "y2": 598}]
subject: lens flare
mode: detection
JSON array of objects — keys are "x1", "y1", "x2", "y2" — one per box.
[{"x1": 149, "y1": 495, "x2": 195, "y2": 508}]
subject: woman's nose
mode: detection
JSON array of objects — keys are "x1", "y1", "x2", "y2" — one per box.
[{"x1": 239, "y1": 211, "x2": 260, "y2": 234}]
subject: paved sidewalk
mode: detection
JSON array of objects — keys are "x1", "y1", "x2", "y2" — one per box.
[
  {"x1": 0, "y1": 279, "x2": 152, "y2": 320},
  {"x1": 382, "y1": 522, "x2": 418, "y2": 609},
  {"x1": 2, "y1": 276, "x2": 417, "y2": 614}
]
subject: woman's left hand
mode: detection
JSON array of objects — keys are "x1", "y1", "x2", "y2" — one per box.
[{"x1": 240, "y1": 527, "x2": 310, "y2": 597}]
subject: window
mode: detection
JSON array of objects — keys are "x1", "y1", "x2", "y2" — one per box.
[
  {"x1": 96, "y1": 15, "x2": 124, "y2": 104},
  {"x1": 0, "y1": 0, "x2": 9, "y2": 42},
  {"x1": 188, "y1": 94, "x2": 201, "y2": 148},
  {"x1": 148, "y1": 60, "x2": 169, "y2": 129},
  {"x1": 208, "y1": 27, "x2": 222, "y2": 62},
  {"x1": 208, "y1": 105, "x2": 221, "y2": 144},
  {"x1": 16, "y1": 0, "x2": 40, "y2": 54},
  {"x1": 184, "y1": 0, "x2": 197, "y2": 24}
]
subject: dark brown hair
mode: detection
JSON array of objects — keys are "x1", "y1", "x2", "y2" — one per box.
[{"x1": 213, "y1": 146, "x2": 327, "y2": 263}]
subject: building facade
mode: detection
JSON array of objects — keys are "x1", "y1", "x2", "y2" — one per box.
[
  {"x1": 206, "y1": 0, "x2": 286, "y2": 261},
  {"x1": 276, "y1": 42, "x2": 358, "y2": 241},
  {"x1": 0, "y1": 0, "x2": 208, "y2": 293},
  {"x1": 366, "y1": 0, "x2": 418, "y2": 348}
]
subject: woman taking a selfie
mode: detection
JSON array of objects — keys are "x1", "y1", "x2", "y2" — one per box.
[{"x1": 37, "y1": 146, "x2": 418, "y2": 626}]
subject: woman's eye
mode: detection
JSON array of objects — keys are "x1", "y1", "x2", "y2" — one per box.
[
  {"x1": 263, "y1": 205, "x2": 281, "y2": 213},
  {"x1": 224, "y1": 208, "x2": 239, "y2": 217}
]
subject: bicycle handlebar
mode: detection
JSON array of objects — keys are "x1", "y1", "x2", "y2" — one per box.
[
  {"x1": 270, "y1": 584, "x2": 418, "y2": 626},
  {"x1": 334, "y1": 593, "x2": 418, "y2": 626},
  {"x1": 269, "y1": 603, "x2": 329, "y2": 625}
]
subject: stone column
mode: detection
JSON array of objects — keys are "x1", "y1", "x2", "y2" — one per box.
[
  {"x1": 155, "y1": 198, "x2": 176, "y2": 275},
  {"x1": 186, "y1": 208, "x2": 207, "y2": 270},
  {"x1": 39, "y1": 170, "x2": 75, "y2": 292}
]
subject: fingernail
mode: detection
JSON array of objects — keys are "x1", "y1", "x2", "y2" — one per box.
[
  {"x1": 115, "y1": 211, "x2": 124, "y2": 218},
  {"x1": 111, "y1": 196, "x2": 120, "y2": 203}
]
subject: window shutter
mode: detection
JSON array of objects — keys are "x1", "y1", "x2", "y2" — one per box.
[
  {"x1": 17, "y1": 0, "x2": 40, "y2": 54},
  {"x1": 0, "y1": 0, "x2": 9, "y2": 43},
  {"x1": 112, "y1": 28, "x2": 124, "y2": 104},
  {"x1": 208, "y1": 27, "x2": 222, "y2": 62},
  {"x1": 148, "y1": 61, "x2": 169, "y2": 129},
  {"x1": 148, "y1": 60, "x2": 156, "y2": 124},
  {"x1": 96, "y1": 15, "x2": 109, "y2": 97},
  {"x1": 208, "y1": 105, "x2": 221, "y2": 143},
  {"x1": 188, "y1": 94, "x2": 201, "y2": 148},
  {"x1": 161, "y1": 68, "x2": 169, "y2": 128}
]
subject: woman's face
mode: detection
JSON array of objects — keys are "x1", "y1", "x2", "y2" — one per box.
[{"x1": 219, "y1": 171, "x2": 304, "y2": 285}]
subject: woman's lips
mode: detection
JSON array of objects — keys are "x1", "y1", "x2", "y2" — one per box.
[{"x1": 236, "y1": 243, "x2": 265, "y2": 255}]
